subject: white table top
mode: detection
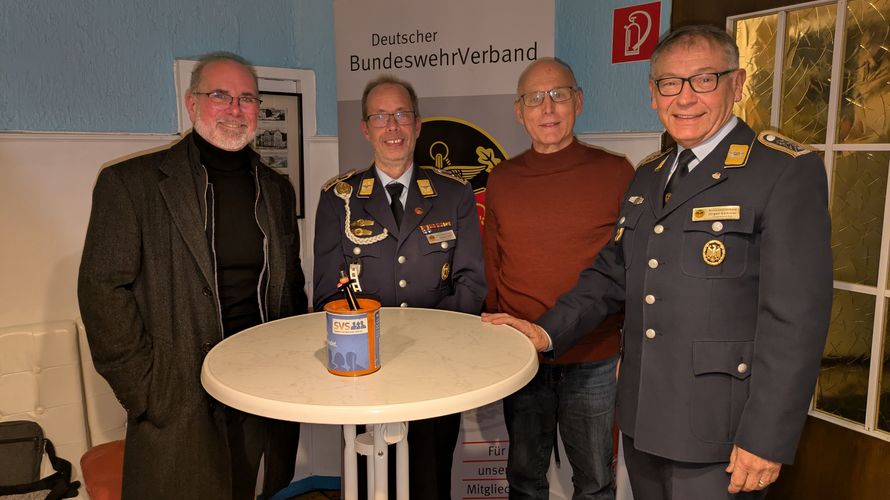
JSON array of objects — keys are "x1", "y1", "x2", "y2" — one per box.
[{"x1": 201, "y1": 308, "x2": 538, "y2": 424}]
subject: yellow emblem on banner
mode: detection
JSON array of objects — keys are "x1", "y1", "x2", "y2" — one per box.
[
  {"x1": 359, "y1": 178, "x2": 375, "y2": 197},
  {"x1": 441, "y1": 262, "x2": 450, "y2": 281},
  {"x1": 725, "y1": 144, "x2": 750, "y2": 166},
  {"x1": 614, "y1": 227, "x2": 625, "y2": 243},
  {"x1": 417, "y1": 179, "x2": 435, "y2": 196},
  {"x1": 692, "y1": 206, "x2": 740, "y2": 221},
  {"x1": 702, "y1": 239, "x2": 726, "y2": 266}
]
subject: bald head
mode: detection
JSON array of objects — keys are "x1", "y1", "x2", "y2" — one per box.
[{"x1": 517, "y1": 57, "x2": 577, "y2": 94}]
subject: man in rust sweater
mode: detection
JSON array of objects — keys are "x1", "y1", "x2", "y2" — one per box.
[{"x1": 484, "y1": 57, "x2": 634, "y2": 499}]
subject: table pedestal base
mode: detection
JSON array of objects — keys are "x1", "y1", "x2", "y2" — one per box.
[{"x1": 343, "y1": 423, "x2": 409, "y2": 500}]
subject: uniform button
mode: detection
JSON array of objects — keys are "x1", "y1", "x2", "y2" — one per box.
[
  {"x1": 654, "y1": 224, "x2": 664, "y2": 234},
  {"x1": 648, "y1": 259, "x2": 659, "y2": 269},
  {"x1": 202, "y1": 287, "x2": 212, "y2": 296},
  {"x1": 645, "y1": 329, "x2": 656, "y2": 339},
  {"x1": 399, "y1": 279, "x2": 407, "y2": 288},
  {"x1": 353, "y1": 247, "x2": 361, "y2": 255},
  {"x1": 645, "y1": 294, "x2": 656, "y2": 304},
  {"x1": 737, "y1": 362, "x2": 748, "y2": 374},
  {"x1": 440, "y1": 242, "x2": 449, "y2": 249},
  {"x1": 400, "y1": 302, "x2": 408, "y2": 308},
  {"x1": 398, "y1": 255, "x2": 406, "y2": 264},
  {"x1": 712, "y1": 221, "x2": 724, "y2": 232},
  {"x1": 619, "y1": 216, "x2": 626, "y2": 224}
]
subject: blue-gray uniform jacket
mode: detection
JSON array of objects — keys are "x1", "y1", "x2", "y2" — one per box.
[
  {"x1": 313, "y1": 165, "x2": 486, "y2": 313},
  {"x1": 537, "y1": 120, "x2": 832, "y2": 465}
]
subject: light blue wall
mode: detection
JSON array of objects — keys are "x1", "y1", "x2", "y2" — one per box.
[
  {"x1": 558, "y1": 0, "x2": 670, "y2": 132},
  {"x1": 0, "y1": 0, "x2": 335, "y2": 134},
  {"x1": 0, "y1": 0, "x2": 669, "y2": 136}
]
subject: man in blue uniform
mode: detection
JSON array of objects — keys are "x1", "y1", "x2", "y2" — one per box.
[
  {"x1": 484, "y1": 25, "x2": 832, "y2": 499},
  {"x1": 313, "y1": 75, "x2": 486, "y2": 499}
]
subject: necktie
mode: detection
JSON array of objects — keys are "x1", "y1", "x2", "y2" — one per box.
[
  {"x1": 386, "y1": 182, "x2": 404, "y2": 228},
  {"x1": 664, "y1": 148, "x2": 696, "y2": 205}
]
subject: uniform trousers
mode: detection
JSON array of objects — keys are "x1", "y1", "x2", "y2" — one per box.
[
  {"x1": 356, "y1": 413, "x2": 461, "y2": 500},
  {"x1": 223, "y1": 406, "x2": 300, "y2": 500},
  {"x1": 622, "y1": 434, "x2": 768, "y2": 500}
]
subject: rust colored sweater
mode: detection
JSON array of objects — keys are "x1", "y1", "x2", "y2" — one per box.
[{"x1": 484, "y1": 138, "x2": 634, "y2": 364}]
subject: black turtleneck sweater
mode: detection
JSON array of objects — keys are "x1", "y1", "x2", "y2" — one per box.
[{"x1": 194, "y1": 132, "x2": 264, "y2": 336}]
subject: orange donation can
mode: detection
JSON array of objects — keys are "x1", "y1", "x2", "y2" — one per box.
[{"x1": 323, "y1": 298, "x2": 381, "y2": 376}]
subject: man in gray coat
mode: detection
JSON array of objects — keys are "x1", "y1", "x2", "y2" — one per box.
[
  {"x1": 484, "y1": 25, "x2": 832, "y2": 499},
  {"x1": 78, "y1": 52, "x2": 308, "y2": 499}
]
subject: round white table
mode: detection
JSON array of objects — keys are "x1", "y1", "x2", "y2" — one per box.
[{"x1": 201, "y1": 307, "x2": 538, "y2": 500}]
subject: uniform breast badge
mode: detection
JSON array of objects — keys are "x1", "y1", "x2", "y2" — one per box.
[
  {"x1": 420, "y1": 221, "x2": 456, "y2": 244},
  {"x1": 614, "y1": 227, "x2": 625, "y2": 243},
  {"x1": 628, "y1": 196, "x2": 644, "y2": 205},
  {"x1": 441, "y1": 262, "x2": 450, "y2": 281},
  {"x1": 702, "y1": 239, "x2": 726, "y2": 266}
]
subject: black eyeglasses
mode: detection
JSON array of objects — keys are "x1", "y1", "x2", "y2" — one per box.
[
  {"x1": 365, "y1": 111, "x2": 416, "y2": 128},
  {"x1": 193, "y1": 91, "x2": 263, "y2": 108},
  {"x1": 516, "y1": 86, "x2": 579, "y2": 107},
  {"x1": 652, "y1": 69, "x2": 738, "y2": 96}
]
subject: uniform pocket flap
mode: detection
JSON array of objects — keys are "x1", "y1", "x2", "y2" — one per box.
[{"x1": 692, "y1": 340, "x2": 754, "y2": 380}]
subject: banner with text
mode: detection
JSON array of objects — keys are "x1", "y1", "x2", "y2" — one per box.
[{"x1": 334, "y1": 1, "x2": 557, "y2": 498}]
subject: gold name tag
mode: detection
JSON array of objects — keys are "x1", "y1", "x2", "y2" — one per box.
[
  {"x1": 692, "y1": 205, "x2": 740, "y2": 221},
  {"x1": 426, "y1": 230, "x2": 456, "y2": 244}
]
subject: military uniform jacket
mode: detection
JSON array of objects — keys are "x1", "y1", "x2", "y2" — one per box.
[
  {"x1": 313, "y1": 165, "x2": 486, "y2": 313},
  {"x1": 537, "y1": 120, "x2": 832, "y2": 465}
]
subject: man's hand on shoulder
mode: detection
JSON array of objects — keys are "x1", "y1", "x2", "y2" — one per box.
[{"x1": 481, "y1": 312, "x2": 550, "y2": 352}]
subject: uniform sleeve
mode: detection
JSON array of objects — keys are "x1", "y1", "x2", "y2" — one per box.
[
  {"x1": 77, "y1": 167, "x2": 152, "y2": 419},
  {"x1": 435, "y1": 182, "x2": 487, "y2": 314},
  {"x1": 312, "y1": 189, "x2": 348, "y2": 310},
  {"x1": 536, "y1": 238, "x2": 627, "y2": 358},
  {"x1": 734, "y1": 153, "x2": 833, "y2": 464}
]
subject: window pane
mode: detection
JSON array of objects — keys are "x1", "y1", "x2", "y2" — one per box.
[
  {"x1": 780, "y1": 4, "x2": 837, "y2": 144},
  {"x1": 815, "y1": 289, "x2": 874, "y2": 424},
  {"x1": 880, "y1": 299, "x2": 890, "y2": 433},
  {"x1": 837, "y1": 0, "x2": 890, "y2": 144},
  {"x1": 831, "y1": 152, "x2": 889, "y2": 285},
  {"x1": 734, "y1": 14, "x2": 777, "y2": 132}
]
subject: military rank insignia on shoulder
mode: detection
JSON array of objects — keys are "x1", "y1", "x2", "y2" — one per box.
[
  {"x1": 757, "y1": 131, "x2": 812, "y2": 157},
  {"x1": 638, "y1": 148, "x2": 673, "y2": 172},
  {"x1": 322, "y1": 169, "x2": 357, "y2": 192},
  {"x1": 420, "y1": 166, "x2": 468, "y2": 185}
]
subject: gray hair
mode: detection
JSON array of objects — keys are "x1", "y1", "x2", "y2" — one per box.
[
  {"x1": 361, "y1": 75, "x2": 420, "y2": 119},
  {"x1": 188, "y1": 51, "x2": 258, "y2": 93},
  {"x1": 649, "y1": 25, "x2": 739, "y2": 78}
]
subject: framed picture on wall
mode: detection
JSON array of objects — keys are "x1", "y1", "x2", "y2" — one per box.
[{"x1": 254, "y1": 91, "x2": 305, "y2": 218}]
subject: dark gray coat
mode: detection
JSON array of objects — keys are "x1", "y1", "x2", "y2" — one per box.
[
  {"x1": 538, "y1": 120, "x2": 832, "y2": 465},
  {"x1": 78, "y1": 133, "x2": 307, "y2": 499}
]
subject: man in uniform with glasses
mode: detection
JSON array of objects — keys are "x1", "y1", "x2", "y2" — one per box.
[
  {"x1": 485, "y1": 26, "x2": 832, "y2": 499},
  {"x1": 483, "y1": 57, "x2": 633, "y2": 499},
  {"x1": 79, "y1": 52, "x2": 307, "y2": 499},
  {"x1": 313, "y1": 75, "x2": 486, "y2": 499}
]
